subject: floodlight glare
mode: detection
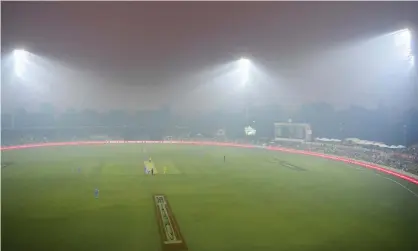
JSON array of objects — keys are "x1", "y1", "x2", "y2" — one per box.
[
  {"x1": 238, "y1": 58, "x2": 250, "y2": 67},
  {"x1": 394, "y1": 29, "x2": 411, "y2": 47},
  {"x1": 238, "y1": 57, "x2": 250, "y2": 86},
  {"x1": 13, "y1": 49, "x2": 29, "y2": 60},
  {"x1": 394, "y1": 28, "x2": 414, "y2": 65},
  {"x1": 13, "y1": 49, "x2": 29, "y2": 77}
]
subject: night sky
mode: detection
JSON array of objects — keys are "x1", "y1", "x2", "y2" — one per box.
[{"x1": 2, "y1": 1, "x2": 418, "y2": 113}]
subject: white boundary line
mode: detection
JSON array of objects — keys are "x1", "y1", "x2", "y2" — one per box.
[
  {"x1": 344, "y1": 161, "x2": 418, "y2": 199},
  {"x1": 375, "y1": 173, "x2": 418, "y2": 200}
]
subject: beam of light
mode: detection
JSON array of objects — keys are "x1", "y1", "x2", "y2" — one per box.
[
  {"x1": 238, "y1": 57, "x2": 250, "y2": 67},
  {"x1": 238, "y1": 57, "x2": 250, "y2": 86},
  {"x1": 393, "y1": 28, "x2": 414, "y2": 65},
  {"x1": 13, "y1": 49, "x2": 29, "y2": 77}
]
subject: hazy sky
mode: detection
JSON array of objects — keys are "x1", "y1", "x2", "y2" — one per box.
[{"x1": 1, "y1": 1, "x2": 418, "y2": 113}]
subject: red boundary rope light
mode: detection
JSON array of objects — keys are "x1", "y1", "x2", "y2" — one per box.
[{"x1": 1, "y1": 140, "x2": 417, "y2": 186}]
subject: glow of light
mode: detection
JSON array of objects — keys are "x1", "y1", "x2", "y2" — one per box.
[
  {"x1": 393, "y1": 29, "x2": 413, "y2": 65},
  {"x1": 238, "y1": 57, "x2": 250, "y2": 67},
  {"x1": 238, "y1": 57, "x2": 250, "y2": 86},
  {"x1": 13, "y1": 49, "x2": 29, "y2": 77}
]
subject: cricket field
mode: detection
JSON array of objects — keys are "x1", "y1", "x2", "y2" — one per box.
[{"x1": 2, "y1": 144, "x2": 418, "y2": 251}]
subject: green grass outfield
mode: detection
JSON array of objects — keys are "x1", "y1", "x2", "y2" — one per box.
[{"x1": 2, "y1": 144, "x2": 418, "y2": 251}]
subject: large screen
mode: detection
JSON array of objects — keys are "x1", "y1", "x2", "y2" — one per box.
[{"x1": 274, "y1": 123, "x2": 312, "y2": 142}]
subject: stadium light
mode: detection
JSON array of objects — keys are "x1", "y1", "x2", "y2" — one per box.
[
  {"x1": 238, "y1": 57, "x2": 251, "y2": 86},
  {"x1": 238, "y1": 57, "x2": 250, "y2": 67},
  {"x1": 393, "y1": 28, "x2": 414, "y2": 65},
  {"x1": 13, "y1": 49, "x2": 29, "y2": 77},
  {"x1": 394, "y1": 28, "x2": 411, "y2": 47}
]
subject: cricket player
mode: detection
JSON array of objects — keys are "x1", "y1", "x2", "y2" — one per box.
[
  {"x1": 94, "y1": 188, "x2": 99, "y2": 199},
  {"x1": 163, "y1": 166, "x2": 167, "y2": 174},
  {"x1": 224, "y1": 155, "x2": 226, "y2": 163},
  {"x1": 151, "y1": 167, "x2": 154, "y2": 176}
]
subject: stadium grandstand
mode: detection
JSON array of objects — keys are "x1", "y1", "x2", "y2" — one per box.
[{"x1": 2, "y1": 107, "x2": 417, "y2": 175}]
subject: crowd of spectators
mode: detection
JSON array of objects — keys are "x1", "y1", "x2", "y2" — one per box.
[{"x1": 270, "y1": 141, "x2": 418, "y2": 176}]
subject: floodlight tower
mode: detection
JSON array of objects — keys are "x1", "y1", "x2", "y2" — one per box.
[
  {"x1": 13, "y1": 49, "x2": 29, "y2": 78},
  {"x1": 237, "y1": 57, "x2": 252, "y2": 124},
  {"x1": 238, "y1": 57, "x2": 250, "y2": 87},
  {"x1": 411, "y1": 28, "x2": 418, "y2": 107},
  {"x1": 399, "y1": 28, "x2": 418, "y2": 107},
  {"x1": 392, "y1": 28, "x2": 417, "y2": 108}
]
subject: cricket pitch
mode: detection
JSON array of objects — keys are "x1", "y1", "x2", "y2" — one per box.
[{"x1": 153, "y1": 195, "x2": 188, "y2": 251}]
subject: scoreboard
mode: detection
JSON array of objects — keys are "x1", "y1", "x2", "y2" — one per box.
[{"x1": 274, "y1": 123, "x2": 312, "y2": 142}]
